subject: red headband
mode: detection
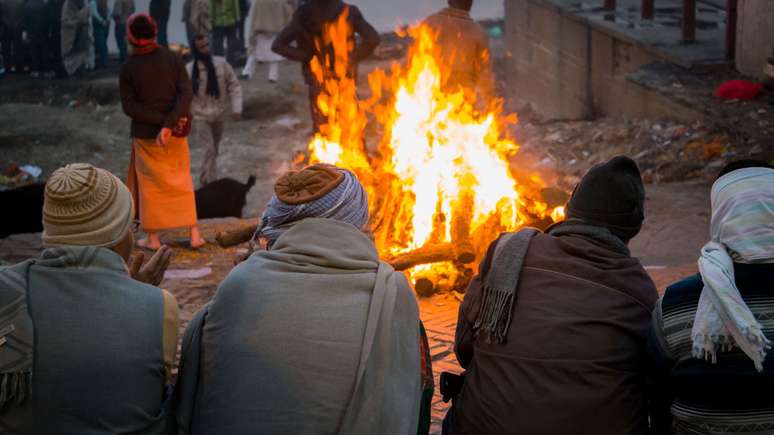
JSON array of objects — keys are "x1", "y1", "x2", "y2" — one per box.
[{"x1": 126, "y1": 13, "x2": 158, "y2": 47}]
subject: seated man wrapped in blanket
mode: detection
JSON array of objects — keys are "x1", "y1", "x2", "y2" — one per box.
[{"x1": 175, "y1": 163, "x2": 433, "y2": 435}]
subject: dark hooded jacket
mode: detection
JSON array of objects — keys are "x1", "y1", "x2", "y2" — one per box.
[{"x1": 450, "y1": 230, "x2": 658, "y2": 435}]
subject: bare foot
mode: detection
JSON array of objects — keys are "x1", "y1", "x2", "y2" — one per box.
[
  {"x1": 136, "y1": 237, "x2": 162, "y2": 251},
  {"x1": 190, "y1": 237, "x2": 206, "y2": 249},
  {"x1": 190, "y1": 226, "x2": 206, "y2": 249}
]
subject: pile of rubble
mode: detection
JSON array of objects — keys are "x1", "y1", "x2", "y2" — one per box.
[{"x1": 511, "y1": 116, "x2": 769, "y2": 190}]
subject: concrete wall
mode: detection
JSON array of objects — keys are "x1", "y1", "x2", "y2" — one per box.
[
  {"x1": 506, "y1": 0, "x2": 591, "y2": 119},
  {"x1": 736, "y1": 0, "x2": 774, "y2": 78},
  {"x1": 505, "y1": 0, "x2": 702, "y2": 121}
]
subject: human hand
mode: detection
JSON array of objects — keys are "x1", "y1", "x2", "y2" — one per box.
[
  {"x1": 129, "y1": 245, "x2": 173, "y2": 286},
  {"x1": 157, "y1": 127, "x2": 172, "y2": 146}
]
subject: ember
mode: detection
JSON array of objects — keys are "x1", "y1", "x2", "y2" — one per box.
[{"x1": 304, "y1": 15, "x2": 565, "y2": 292}]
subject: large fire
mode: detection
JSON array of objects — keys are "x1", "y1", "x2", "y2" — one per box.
[{"x1": 304, "y1": 9, "x2": 564, "y2": 293}]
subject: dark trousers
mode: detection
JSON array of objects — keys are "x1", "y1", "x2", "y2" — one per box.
[
  {"x1": 115, "y1": 22, "x2": 128, "y2": 62},
  {"x1": 153, "y1": 15, "x2": 169, "y2": 46},
  {"x1": 92, "y1": 20, "x2": 109, "y2": 68},
  {"x1": 1, "y1": 25, "x2": 24, "y2": 71},
  {"x1": 442, "y1": 404, "x2": 456, "y2": 435},
  {"x1": 236, "y1": 18, "x2": 246, "y2": 55},
  {"x1": 28, "y1": 29, "x2": 49, "y2": 73},
  {"x1": 49, "y1": 23, "x2": 67, "y2": 78},
  {"x1": 212, "y1": 25, "x2": 238, "y2": 64},
  {"x1": 308, "y1": 82, "x2": 326, "y2": 135}
]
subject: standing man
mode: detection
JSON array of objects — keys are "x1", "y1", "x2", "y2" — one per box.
[
  {"x1": 0, "y1": 0, "x2": 24, "y2": 74},
  {"x1": 112, "y1": 0, "x2": 135, "y2": 63},
  {"x1": 46, "y1": 0, "x2": 66, "y2": 77},
  {"x1": 149, "y1": 0, "x2": 169, "y2": 46},
  {"x1": 23, "y1": 0, "x2": 49, "y2": 77},
  {"x1": 211, "y1": 0, "x2": 241, "y2": 64},
  {"x1": 242, "y1": 0, "x2": 294, "y2": 82},
  {"x1": 120, "y1": 12, "x2": 205, "y2": 250},
  {"x1": 183, "y1": 0, "x2": 210, "y2": 50},
  {"x1": 60, "y1": 0, "x2": 92, "y2": 77},
  {"x1": 89, "y1": 0, "x2": 109, "y2": 69},
  {"x1": 423, "y1": 0, "x2": 495, "y2": 105},
  {"x1": 272, "y1": 0, "x2": 379, "y2": 133},
  {"x1": 186, "y1": 34, "x2": 242, "y2": 186}
]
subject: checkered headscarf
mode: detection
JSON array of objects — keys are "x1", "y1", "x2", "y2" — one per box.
[{"x1": 258, "y1": 168, "x2": 369, "y2": 248}]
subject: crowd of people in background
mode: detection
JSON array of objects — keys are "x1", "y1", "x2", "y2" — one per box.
[{"x1": 0, "y1": 0, "x2": 289, "y2": 79}]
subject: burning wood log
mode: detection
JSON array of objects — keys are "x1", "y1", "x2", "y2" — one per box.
[
  {"x1": 387, "y1": 242, "x2": 475, "y2": 271},
  {"x1": 216, "y1": 224, "x2": 258, "y2": 248},
  {"x1": 451, "y1": 194, "x2": 476, "y2": 265},
  {"x1": 414, "y1": 278, "x2": 435, "y2": 297}
]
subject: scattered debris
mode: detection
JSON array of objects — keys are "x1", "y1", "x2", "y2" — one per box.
[
  {"x1": 273, "y1": 116, "x2": 302, "y2": 130},
  {"x1": 0, "y1": 164, "x2": 43, "y2": 187},
  {"x1": 164, "y1": 267, "x2": 213, "y2": 280}
]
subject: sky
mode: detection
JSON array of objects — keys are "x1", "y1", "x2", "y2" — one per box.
[{"x1": 108, "y1": 0, "x2": 504, "y2": 51}]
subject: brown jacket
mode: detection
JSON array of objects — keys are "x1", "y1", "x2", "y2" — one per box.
[
  {"x1": 119, "y1": 47, "x2": 193, "y2": 139},
  {"x1": 452, "y1": 231, "x2": 658, "y2": 435}
]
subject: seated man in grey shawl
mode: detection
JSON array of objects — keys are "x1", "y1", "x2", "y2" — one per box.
[
  {"x1": 175, "y1": 163, "x2": 423, "y2": 435},
  {"x1": 0, "y1": 163, "x2": 179, "y2": 434},
  {"x1": 444, "y1": 156, "x2": 659, "y2": 435}
]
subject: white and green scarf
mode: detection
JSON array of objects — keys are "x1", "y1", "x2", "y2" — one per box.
[{"x1": 693, "y1": 167, "x2": 774, "y2": 371}]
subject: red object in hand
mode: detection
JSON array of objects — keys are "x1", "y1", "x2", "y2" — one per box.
[{"x1": 715, "y1": 80, "x2": 763, "y2": 100}]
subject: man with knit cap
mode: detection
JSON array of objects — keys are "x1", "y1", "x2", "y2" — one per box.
[
  {"x1": 0, "y1": 163, "x2": 179, "y2": 434},
  {"x1": 444, "y1": 156, "x2": 658, "y2": 435},
  {"x1": 175, "y1": 163, "x2": 426, "y2": 435}
]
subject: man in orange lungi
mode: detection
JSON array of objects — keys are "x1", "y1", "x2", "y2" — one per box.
[{"x1": 119, "y1": 12, "x2": 205, "y2": 250}]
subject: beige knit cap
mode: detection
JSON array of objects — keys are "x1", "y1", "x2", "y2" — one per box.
[{"x1": 42, "y1": 163, "x2": 134, "y2": 247}]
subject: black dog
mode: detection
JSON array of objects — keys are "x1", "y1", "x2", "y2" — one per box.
[
  {"x1": 195, "y1": 175, "x2": 256, "y2": 220},
  {"x1": 0, "y1": 183, "x2": 45, "y2": 238}
]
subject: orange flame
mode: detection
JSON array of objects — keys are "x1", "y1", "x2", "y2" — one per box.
[{"x1": 306, "y1": 19, "x2": 564, "y2": 290}]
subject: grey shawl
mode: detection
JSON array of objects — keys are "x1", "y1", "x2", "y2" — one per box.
[
  {"x1": 61, "y1": 0, "x2": 92, "y2": 75},
  {"x1": 473, "y1": 228, "x2": 539, "y2": 344},
  {"x1": 176, "y1": 218, "x2": 421, "y2": 435},
  {"x1": 1, "y1": 246, "x2": 173, "y2": 435},
  {"x1": 0, "y1": 261, "x2": 34, "y2": 410}
]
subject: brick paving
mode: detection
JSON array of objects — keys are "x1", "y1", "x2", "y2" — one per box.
[{"x1": 418, "y1": 295, "x2": 463, "y2": 435}]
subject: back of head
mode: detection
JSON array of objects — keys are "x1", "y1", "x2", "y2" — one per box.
[
  {"x1": 717, "y1": 159, "x2": 774, "y2": 180},
  {"x1": 449, "y1": 0, "x2": 474, "y2": 11},
  {"x1": 710, "y1": 164, "x2": 774, "y2": 262},
  {"x1": 127, "y1": 13, "x2": 157, "y2": 46},
  {"x1": 42, "y1": 163, "x2": 134, "y2": 248},
  {"x1": 258, "y1": 164, "x2": 369, "y2": 248},
  {"x1": 566, "y1": 155, "x2": 645, "y2": 242}
]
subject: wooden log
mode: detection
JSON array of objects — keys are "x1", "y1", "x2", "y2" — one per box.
[
  {"x1": 388, "y1": 243, "x2": 455, "y2": 271},
  {"x1": 414, "y1": 278, "x2": 435, "y2": 297},
  {"x1": 387, "y1": 242, "x2": 476, "y2": 271},
  {"x1": 452, "y1": 195, "x2": 476, "y2": 265},
  {"x1": 216, "y1": 224, "x2": 258, "y2": 248}
]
